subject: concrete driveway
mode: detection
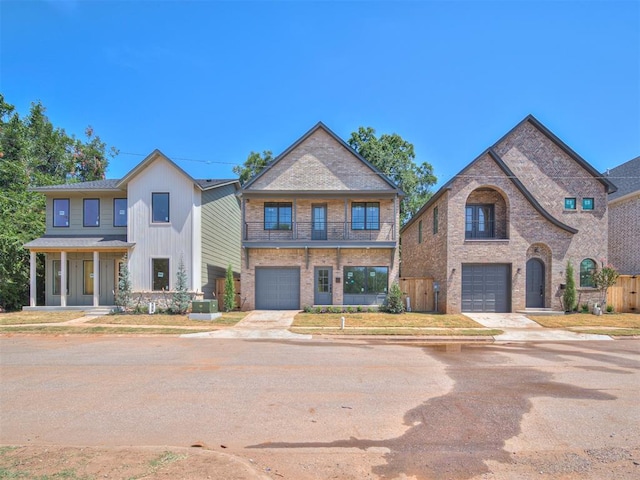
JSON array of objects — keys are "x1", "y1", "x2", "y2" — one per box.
[
  {"x1": 1, "y1": 336, "x2": 638, "y2": 479},
  {"x1": 464, "y1": 312, "x2": 614, "y2": 342},
  {"x1": 184, "y1": 310, "x2": 311, "y2": 339}
]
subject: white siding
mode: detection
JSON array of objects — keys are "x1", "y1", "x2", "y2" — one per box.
[{"x1": 127, "y1": 157, "x2": 198, "y2": 291}]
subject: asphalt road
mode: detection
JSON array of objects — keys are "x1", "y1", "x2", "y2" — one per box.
[{"x1": 1, "y1": 336, "x2": 639, "y2": 479}]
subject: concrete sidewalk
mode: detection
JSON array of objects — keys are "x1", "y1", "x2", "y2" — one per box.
[
  {"x1": 182, "y1": 310, "x2": 312, "y2": 339},
  {"x1": 464, "y1": 312, "x2": 613, "y2": 342}
]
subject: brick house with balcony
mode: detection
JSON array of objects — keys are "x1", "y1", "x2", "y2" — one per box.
[
  {"x1": 606, "y1": 156, "x2": 640, "y2": 275},
  {"x1": 239, "y1": 122, "x2": 403, "y2": 310},
  {"x1": 401, "y1": 115, "x2": 617, "y2": 313}
]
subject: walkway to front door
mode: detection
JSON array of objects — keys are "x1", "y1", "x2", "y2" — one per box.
[{"x1": 185, "y1": 310, "x2": 311, "y2": 339}]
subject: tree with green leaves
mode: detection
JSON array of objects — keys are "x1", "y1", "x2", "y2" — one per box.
[
  {"x1": 114, "y1": 256, "x2": 132, "y2": 312},
  {"x1": 232, "y1": 150, "x2": 273, "y2": 185},
  {"x1": 0, "y1": 94, "x2": 117, "y2": 310},
  {"x1": 348, "y1": 127, "x2": 437, "y2": 225},
  {"x1": 223, "y1": 264, "x2": 236, "y2": 312},
  {"x1": 591, "y1": 265, "x2": 619, "y2": 308},
  {"x1": 563, "y1": 261, "x2": 577, "y2": 312},
  {"x1": 382, "y1": 282, "x2": 405, "y2": 314},
  {"x1": 172, "y1": 256, "x2": 190, "y2": 314}
]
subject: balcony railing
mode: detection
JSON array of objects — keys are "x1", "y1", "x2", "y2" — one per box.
[
  {"x1": 244, "y1": 222, "x2": 396, "y2": 242},
  {"x1": 464, "y1": 219, "x2": 508, "y2": 239}
]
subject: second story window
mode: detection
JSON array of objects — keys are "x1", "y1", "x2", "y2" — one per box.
[
  {"x1": 352, "y1": 202, "x2": 380, "y2": 230},
  {"x1": 53, "y1": 199, "x2": 70, "y2": 227},
  {"x1": 433, "y1": 206, "x2": 439, "y2": 234},
  {"x1": 152, "y1": 193, "x2": 170, "y2": 223},
  {"x1": 564, "y1": 198, "x2": 577, "y2": 210},
  {"x1": 83, "y1": 199, "x2": 100, "y2": 227},
  {"x1": 465, "y1": 204, "x2": 494, "y2": 239},
  {"x1": 582, "y1": 198, "x2": 594, "y2": 210},
  {"x1": 264, "y1": 202, "x2": 292, "y2": 230},
  {"x1": 114, "y1": 198, "x2": 127, "y2": 227}
]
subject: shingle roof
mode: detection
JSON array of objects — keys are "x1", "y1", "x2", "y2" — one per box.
[
  {"x1": 32, "y1": 179, "x2": 122, "y2": 192},
  {"x1": 195, "y1": 179, "x2": 238, "y2": 190},
  {"x1": 24, "y1": 235, "x2": 134, "y2": 250},
  {"x1": 606, "y1": 156, "x2": 640, "y2": 201}
]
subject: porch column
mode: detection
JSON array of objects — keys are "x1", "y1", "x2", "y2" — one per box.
[
  {"x1": 93, "y1": 251, "x2": 99, "y2": 307},
  {"x1": 29, "y1": 251, "x2": 37, "y2": 307},
  {"x1": 60, "y1": 251, "x2": 67, "y2": 307}
]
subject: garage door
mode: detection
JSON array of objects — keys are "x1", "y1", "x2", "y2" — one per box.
[
  {"x1": 461, "y1": 264, "x2": 510, "y2": 312},
  {"x1": 255, "y1": 267, "x2": 300, "y2": 310}
]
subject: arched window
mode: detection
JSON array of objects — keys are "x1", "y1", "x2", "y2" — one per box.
[{"x1": 580, "y1": 259, "x2": 596, "y2": 287}]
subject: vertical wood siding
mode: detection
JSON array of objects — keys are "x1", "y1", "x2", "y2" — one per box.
[{"x1": 127, "y1": 158, "x2": 196, "y2": 291}]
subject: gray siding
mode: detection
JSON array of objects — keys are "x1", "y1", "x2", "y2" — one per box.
[
  {"x1": 201, "y1": 184, "x2": 241, "y2": 298},
  {"x1": 45, "y1": 193, "x2": 127, "y2": 236}
]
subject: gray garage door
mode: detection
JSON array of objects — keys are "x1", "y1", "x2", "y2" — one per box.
[
  {"x1": 255, "y1": 267, "x2": 300, "y2": 310},
  {"x1": 461, "y1": 264, "x2": 510, "y2": 312}
]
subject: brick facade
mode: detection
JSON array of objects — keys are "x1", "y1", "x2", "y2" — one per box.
[
  {"x1": 401, "y1": 116, "x2": 613, "y2": 313},
  {"x1": 608, "y1": 194, "x2": 640, "y2": 274},
  {"x1": 241, "y1": 122, "x2": 402, "y2": 310}
]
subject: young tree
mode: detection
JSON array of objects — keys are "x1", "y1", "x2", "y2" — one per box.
[
  {"x1": 114, "y1": 256, "x2": 132, "y2": 311},
  {"x1": 232, "y1": 150, "x2": 274, "y2": 185},
  {"x1": 223, "y1": 264, "x2": 236, "y2": 312},
  {"x1": 591, "y1": 265, "x2": 619, "y2": 308},
  {"x1": 172, "y1": 256, "x2": 190, "y2": 314},
  {"x1": 0, "y1": 95, "x2": 117, "y2": 310},
  {"x1": 382, "y1": 282, "x2": 405, "y2": 314},
  {"x1": 563, "y1": 261, "x2": 577, "y2": 312},
  {"x1": 348, "y1": 126, "x2": 437, "y2": 225}
]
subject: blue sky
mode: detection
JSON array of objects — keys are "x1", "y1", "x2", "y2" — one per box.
[{"x1": 2, "y1": 0, "x2": 638, "y2": 189}]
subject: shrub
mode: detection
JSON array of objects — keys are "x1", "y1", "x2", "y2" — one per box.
[
  {"x1": 223, "y1": 264, "x2": 236, "y2": 312},
  {"x1": 357, "y1": 305, "x2": 363, "y2": 312},
  {"x1": 171, "y1": 256, "x2": 190, "y2": 314},
  {"x1": 581, "y1": 303, "x2": 589, "y2": 313},
  {"x1": 606, "y1": 304, "x2": 614, "y2": 313},
  {"x1": 314, "y1": 306, "x2": 323, "y2": 314},
  {"x1": 563, "y1": 261, "x2": 577, "y2": 312},
  {"x1": 114, "y1": 255, "x2": 132, "y2": 311},
  {"x1": 382, "y1": 282, "x2": 405, "y2": 314},
  {"x1": 303, "y1": 305, "x2": 312, "y2": 313},
  {"x1": 591, "y1": 265, "x2": 619, "y2": 309},
  {"x1": 346, "y1": 306, "x2": 355, "y2": 314}
]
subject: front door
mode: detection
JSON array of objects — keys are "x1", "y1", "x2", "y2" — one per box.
[
  {"x1": 100, "y1": 258, "x2": 115, "y2": 305},
  {"x1": 312, "y1": 205, "x2": 327, "y2": 240},
  {"x1": 526, "y1": 258, "x2": 545, "y2": 308},
  {"x1": 314, "y1": 267, "x2": 332, "y2": 305}
]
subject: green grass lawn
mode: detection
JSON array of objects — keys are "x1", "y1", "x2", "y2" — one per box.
[
  {"x1": 0, "y1": 311, "x2": 86, "y2": 325},
  {"x1": 527, "y1": 313, "x2": 640, "y2": 336},
  {"x1": 0, "y1": 325, "x2": 217, "y2": 335},
  {"x1": 88, "y1": 311, "x2": 247, "y2": 326},
  {"x1": 293, "y1": 312, "x2": 482, "y2": 328}
]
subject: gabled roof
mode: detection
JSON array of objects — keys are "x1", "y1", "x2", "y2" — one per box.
[
  {"x1": 606, "y1": 156, "x2": 640, "y2": 201},
  {"x1": 497, "y1": 115, "x2": 617, "y2": 194},
  {"x1": 401, "y1": 115, "x2": 600, "y2": 234},
  {"x1": 116, "y1": 149, "x2": 198, "y2": 189},
  {"x1": 241, "y1": 121, "x2": 404, "y2": 194},
  {"x1": 31, "y1": 150, "x2": 239, "y2": 193}
]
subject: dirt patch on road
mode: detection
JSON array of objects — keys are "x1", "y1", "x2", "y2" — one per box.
[{"x1": 0, "y1": 445, "x2": 270, "y2": 480}]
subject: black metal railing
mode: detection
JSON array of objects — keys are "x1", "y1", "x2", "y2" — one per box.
[{"x1": 244, "y1": 221, "x2": 396, "y2": 242}]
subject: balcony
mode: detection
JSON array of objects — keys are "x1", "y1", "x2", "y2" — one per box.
[{"x1": 244, "y1": 221, "x2": 396, "y2": 244}]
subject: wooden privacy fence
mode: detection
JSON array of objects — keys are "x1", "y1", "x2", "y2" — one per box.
[
  {"x1": 215, "y1": 278, "x2": 242, "y2": 310},
  {"x1": 607, "y1": 275, "x2": 639, "y2": 313},
  {"x1": 399, "y1": 277, "x2": 435, "y2": 312}
]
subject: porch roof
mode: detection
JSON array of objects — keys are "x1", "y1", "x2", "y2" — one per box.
[{"x1": 24, "y1": 235, "x2": 134, "y2": 251}]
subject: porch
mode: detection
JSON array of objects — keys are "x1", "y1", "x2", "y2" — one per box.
[{"x1": 23, "y1": 235, "x2": 134, "y2": 308}]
